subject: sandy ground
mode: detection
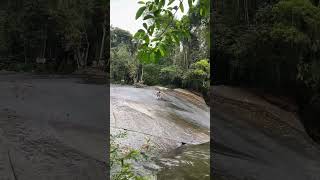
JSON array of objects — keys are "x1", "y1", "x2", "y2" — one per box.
[
  {"x1": 212, "y1": 86, "x2": 320, "y2": 180},
  {"x1": 0, "y1": 73, "x2": 107, "y2": 179}
]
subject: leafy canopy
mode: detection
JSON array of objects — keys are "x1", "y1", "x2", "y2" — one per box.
[{"x1": 134, "y1": 0, "x2": 209, "y2": 64}]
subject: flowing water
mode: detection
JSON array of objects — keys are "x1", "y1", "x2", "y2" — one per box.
[{"x1": 155, "y1": 142, "x2": 210, "y2": 180}]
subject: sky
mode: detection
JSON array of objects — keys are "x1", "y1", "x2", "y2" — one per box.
[{"x1": 110, "y1": 0, "x2": 190, "y2": 35}]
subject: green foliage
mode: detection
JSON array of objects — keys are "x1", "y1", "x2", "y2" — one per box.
[
  {"x1": 143, "y1": 64, "x2": 162, "y2": 85},
  {"x1": 213, "y1": 0, "x2": 320, "y2": 92},
  {"x1": 0, "y1": 62, "x2": 34, "y2": 72},
  {"x1": 110, "y1": 132, "x2": 153, "y2": 180},
  {"x1": 272, "y1": 0, "x2": 320, "y2": 40},
  {"x1": 0, "y1": 0, "x2": 108, "y2": 72},
  {"x1": 134, "y1": 0, "x2": 209, "y2": 63},
  {"x1": 0, "y1": 10, "x2": 8, "y2": 53},
  {"x1": 183, "y1": 59, "x2": 210, "y2": 93},
  {"x1": 193, "y1": 59, "x2": 210, "y2": 73},
  {"x1": 267, "y1": 0, "x2": 320, "y2": 90},
  {"x1": 111, "y1": 27, "x2": 135, "y2": 48},
  {"x1": 136, "y1": 6, "x2": 147, "y2": 20},
  {"x1": 159, "y1": 65, "x2": 184, "y2": 86},
  {"x1": 111, "y1": 44, "x2": 137, "y2": 84},
  {"x1": 297, "y1": 61, "x2": 320, "y2": 90},
  {"x1": 110, "y1": 27, "x2": 139, "y2": 84},
  {"x1": 270, "y1": 23, "x2": 310, "y2": 44},
  {"x1": 111, "y1": 2, "x2": 209, "y2": 97}
]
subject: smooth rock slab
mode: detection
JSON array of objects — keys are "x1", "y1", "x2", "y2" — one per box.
[
  {"x1": 0, "y1": 74, "x2": 107, "y2": 179},
  {"x1": 110, "y1": 84, "x2": 210, "y2": 153}
]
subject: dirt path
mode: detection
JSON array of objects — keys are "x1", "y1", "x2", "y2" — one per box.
[{"x1": 0, "y1": 73, "x2": 107, "y2": 179}]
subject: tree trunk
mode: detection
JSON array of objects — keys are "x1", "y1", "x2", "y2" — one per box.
[
  {"x1": 237, "y1": 0, "x2": 240, "y2": 22},
  {"x1": 42, "y1": 36, "x2": 47, "y2": 58},
  {"x1": 245, "y1": 0, "x2": 249, "y2": 25},
  {"x1": 136, "y1": 64, "x2": 144, "y2": 83},
  {"x1": 99, "y1": 14, "x2": 107, "y2": 65},
  {"x1": 85, "y1": 43, "x2": 89, "y2": 68},
  {"x1": 75, "y1": 48, "x2": 83, "y2": 69},
  {"x1": 23, "y1": 39, "x2": 27, "y2": 64},
  {"x1": 276, "y1": 63, "x2": 281, "y2": 87},
  {"x1": 42, "y1": 26, "x2": 47, "y2": 58},
  {"x1": 141, "y1": 66, "x2": 144, "y2": 82},
  {"x1": 185, "y1": 49, "x2": 188, "y2": 68},
  {"x1": 221, "y1": 0, "x2": 224, "y2": 14},
  {"x1": 84, "y1": 31, "x2": 89, "y2": 68}
]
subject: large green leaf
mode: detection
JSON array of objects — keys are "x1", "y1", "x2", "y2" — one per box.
[
  {"x1": 137, "y1": 50, "x2": 149, "y2": 63},
  {"x1": 168, "y1": 0, "x2": 175, "y2": 6},
  {"x1": 159, "y1": 0, "x2": 166, "y2": 8},
  {"x1": 134, "y1": 29, "x2": 146, "y2": 39},
  {"x1": 136, "y1": 6, "x2": 146, "y2": 20},
  {"x1": 143, "y1": 15, "x2": 154, "y2": 20},
  {"x1": 180, "y1": 2, "x2": 184, "y2": 13},
  {"x1": 144, "y1": 35, "x2": 150, "y2": 44},
  {"x1": 150, "y1": 52, "x2": 156, "y2": 62},
  {"x1": 188, "y1": 0, "x2": 193, "y2": 8},
  {"x1": 143, "y1": 23, "x2": 148, "y2": 30},
  {"x1": 158, "y1": 44, "x2": 166, "y2": 56},
  {"x1": 148, "y1": 25, "x2": 155, "y2": 35}
]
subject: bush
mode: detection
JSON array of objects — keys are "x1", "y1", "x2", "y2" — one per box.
[
  {"x1": 111, "y1": 45, "x2": 138, "y2": 84},
  {"x1": 159, "y1": 65, "x2": 183, "y2": 86},
  {"x1": 143, "y1": 64, "x2": 162, "y2": 85},
  {"x1": 111, "y1": 59, "x2": 137, "y2": 84},
  {"x1": 183, "y1": 59, "x2": 210, "y2": 94},
  {"x1": 110, "y1": 131, "x2": 154, "y2": 180}
]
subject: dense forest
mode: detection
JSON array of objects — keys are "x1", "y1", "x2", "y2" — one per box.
[
  {"x1": 111, "y1": 2, "x2": 210, "y2": 99},
  {"x1": 213, "y1": 0, "x2": 320, "y2": 142},
  {"x1": 0, "y1": 0, "x2": 108, "y2": 73}
]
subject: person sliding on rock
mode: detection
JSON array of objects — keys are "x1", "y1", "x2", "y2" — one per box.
[{"x1": 156, "y1": 90, "x2": 161, "y2": 100}]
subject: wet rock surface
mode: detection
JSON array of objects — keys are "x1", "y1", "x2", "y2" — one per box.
[
  {"x1": 212, "y1": 86, "x2": 320, "y2": 180},
  {"x1": 110, "y1": 84, "x2": 210, "y2": 153},
  {"x1": 110, "y1": 84, "x2": 210, "y2": 179},
  {"x1": 0, "y1": 73, "x2": 107, "y2": 179}
]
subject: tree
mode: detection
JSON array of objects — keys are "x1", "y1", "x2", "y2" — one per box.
[
  {"x1": 97, "y1": 0, "x2": 109, "y2": 66},
  {"x1": 110, "y1": 27, "x2": 139, "y2": 84},
  {"x1": 134, "y1": 0, "x2": 210, "y2": 63}
]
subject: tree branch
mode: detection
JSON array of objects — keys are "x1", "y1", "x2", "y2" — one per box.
[{"x1": 155, "y1": 0, "x2": 184, "y2": 39}]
